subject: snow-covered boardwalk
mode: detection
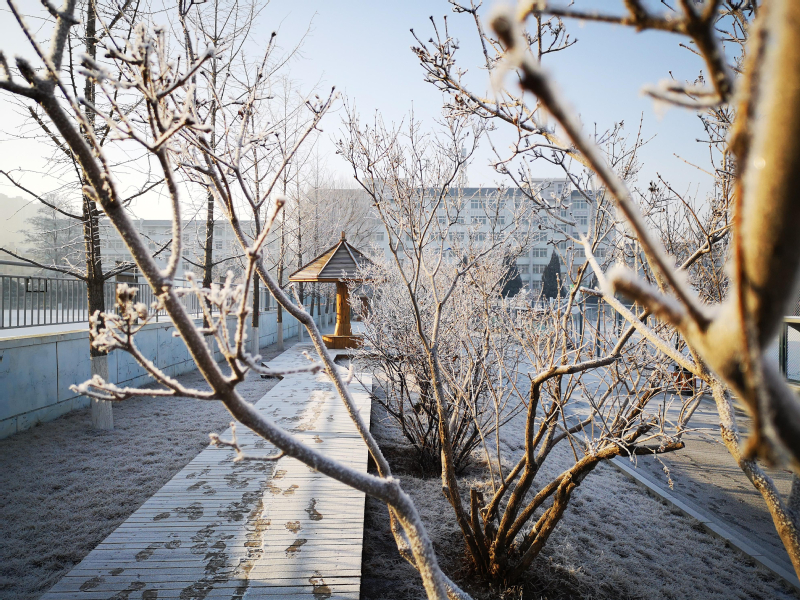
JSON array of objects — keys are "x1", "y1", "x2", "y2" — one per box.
[{"x1": 41, "y1": 343, "x2": 371, "y2": 600}]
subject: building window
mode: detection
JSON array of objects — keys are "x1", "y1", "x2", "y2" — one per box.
[
  {"x1": 472, "y1": 215, "x2": 487, "y2": 225},
  {"x1": 531, "y1": 248, "x2": 548, "y2": 258},
  {"x1": 471, "y1": 197, "x2": 486, "y2": 210},
  {"x1": 215, "y1": 241, "x2": 223, "y2": 250},
  {"x1": 574, "y1": 199, "x2": 588, "y2": 210},
  {"x1": 518, "y1": 264, "x2": 529, "y2": 274},
  {"x1": 374, "y1": 231, "x2": 385, "y2": 242},
  {"x1": 574, "y1": 248, "x2": 585, "y2": 258},
  {"x1": 578, "y1": 215, "x2": 588, "y2": 226},
  {"x1": 531, "y1": 231, "x2": 548, "y2": 243},
  {"x1": 438, "y1": 216, "x2": 447, "y2": 225}
]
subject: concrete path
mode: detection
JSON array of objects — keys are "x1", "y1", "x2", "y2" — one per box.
[
  {"x1": 40, "y1": 343, "x2": 371, "y2": 600},
  {"x1": 615, "y1": 394, "x2": 797, "y2": 585}
]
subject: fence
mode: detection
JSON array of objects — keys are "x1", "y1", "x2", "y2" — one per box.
[
  {"x1": 778, "y1": 293, "x2": 800, "y2": 385},
  {"x1": 0, "y1": 306, "x2": 325, "y2": 438},
  {"x1": 524, "y1": 295, "x2": 800, "y2": 387},
  {"x1": 0, "y1": 275, "x2": 276, "y2": 330},
  {"x1": 0, "y1": 276, "x2": 94, "y2": 329}
]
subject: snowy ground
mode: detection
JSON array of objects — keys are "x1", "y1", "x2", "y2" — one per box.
[
  {"x1": 360, "y1": 393, "x2": 800, "y2": 600},
  {"x1": 630, "y1": 395, "x2": 795, "y2": 571},
  {"x1": 0, "y1": 337, "x2": 303, "y2": 600},
  {"x1": 4, "y1": 333, "x2": 799, "y2": 600}
]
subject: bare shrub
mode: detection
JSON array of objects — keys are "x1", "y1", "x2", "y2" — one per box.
[
  {"x1": 358, "y1": 247, "x2": 525, "y2": 476},
  {"x1": 339, "y1": 105, "x2": 695, "y2": 584}
]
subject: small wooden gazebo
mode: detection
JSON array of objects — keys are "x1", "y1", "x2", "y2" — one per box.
[{"x1": 289, "y1": 232, "x2": 371, "y2": 349}]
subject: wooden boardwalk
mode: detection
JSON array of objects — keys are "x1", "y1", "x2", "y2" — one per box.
[{"x1": 41, "y1": 344, "x2": 372, "y2": 600}]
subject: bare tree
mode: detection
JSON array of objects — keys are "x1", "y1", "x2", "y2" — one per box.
[
  {"x1": 268, "y1": 76, "x2": 318, "y2": 349},
  {"x1": 339, "y1": 106, "x2": 693, "y2": 583},
  {"x1": 465, "y1": 0, "x2": 800, "y2": 578},
  {"x1": 175, "y1": 0, "x2": 264, "y2": 324},
  {"x1": 0, "y1": 5, "x2": 540, "y2": 600},
  {"x1": 21, "y1": 192, "x2": 84, "y2": 270},
  {"x1": 0, "y1": 0, "x2": 154, "y2": 429}
]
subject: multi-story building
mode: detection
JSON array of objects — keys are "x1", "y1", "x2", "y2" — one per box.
[
  {"x1": 362, "y1": 181, "x2": 608, "y2": 294},
  {"x1": 94, "y1": 179, "x2": 610, "y2": 296},
  {"x1": 98, "y1": 219, "x2": 254, "y2": 281}
]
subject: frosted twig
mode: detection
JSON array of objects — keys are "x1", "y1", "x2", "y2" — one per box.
[{"x1": 210, "y1": 422, "x2": 286, "y2": 462}]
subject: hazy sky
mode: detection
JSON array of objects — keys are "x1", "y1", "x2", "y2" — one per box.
[
  {"x1": 264, "y1": 0, "x2": 712, "y2": 185},
  {"x1": 0, "y1": 0, "x2": 715, "y2": 219}
]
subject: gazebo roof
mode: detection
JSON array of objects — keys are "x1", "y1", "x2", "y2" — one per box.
[{"x1": 288, "y1": 233, "x2": 372, "y2": 283}]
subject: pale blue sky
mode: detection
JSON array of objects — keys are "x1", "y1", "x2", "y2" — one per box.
[
  {"x1": 263, "y1": 0, "x2": 714, "y2": 195},
  {"x1": 0, "y1": 1, "x2": 716, "y2": 216}
]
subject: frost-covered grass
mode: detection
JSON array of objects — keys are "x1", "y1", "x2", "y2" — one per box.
[
  {"x1": 4, "y1": 339, "x2": 797, "y2": 600},
  {"x1": 361, "y1": 396, "x2": 800, "y2": 600},
  {"x1": 0, "y1": 339, "x2": 300, "y2": 600}
]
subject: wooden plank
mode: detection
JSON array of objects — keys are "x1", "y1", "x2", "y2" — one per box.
[
  {"x1": 41, "y1": 343, "x2": 372, "y2": 600},
  {"x1": 63, "y1": 574, "x2": 363, "y2": 585}
]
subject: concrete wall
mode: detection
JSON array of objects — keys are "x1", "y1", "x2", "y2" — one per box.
[{"x1": 0, "y1": 306, "x2": 334, "y2": 439}]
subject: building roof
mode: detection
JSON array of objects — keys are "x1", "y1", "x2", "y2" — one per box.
[{"x1": 288, "y1": 233, "x2": 372, "y2": 282}]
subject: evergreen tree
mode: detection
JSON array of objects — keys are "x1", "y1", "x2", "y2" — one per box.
[
  {"x1": 542, "y1": 251, "x2": 564, "y2": 299},
  {"x1": 501, "y1": 255, "x2": 523, "y2": 297}
]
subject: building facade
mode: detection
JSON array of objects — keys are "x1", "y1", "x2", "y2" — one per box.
[
  {"x1": 362, "y1": 180, "x2": 608, "y2": 294},
  {"x1": 94, "y1": 179, "x2": 609, "y2": 296}
]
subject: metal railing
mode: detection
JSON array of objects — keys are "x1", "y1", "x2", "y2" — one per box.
[
  {"x1": 0, "y1": 275, "x2": 92, "y2": 329},
  {"x1": 778, "y1": 292, "x2": 800, "y2": 385},
  {"x1": 0, "y1": 275, "x2": 279, "y2": 330}
]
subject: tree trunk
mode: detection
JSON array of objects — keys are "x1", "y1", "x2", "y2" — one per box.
[
  {"x1": 711, "y1": 382, "x2": 800, "y2": 578},
  {"x1": 277, "y1": 209, "x2": 285, "y2": 350},
  {"x1": 84, "y1": 3, "x2": 112, "y2": 429},
  {"x1": 277, "y1": 272, "x2": 284, "y2": 350},
  {"x1": 312, "y1": 282, "x2": 318, "y2": 328},
  {"x1": 298, "y1": 281, "x2": 304, "y2": 342},
  {"x1": 202, "y1": 190, "x2": 214, "y2": 327},
  {"x1": 297, "y1": 201, "x2": 304, "y2": 342},
  {"x1": 85, "y1": 207, "x2": 112, "y2": 429},
  {"x1": 89, "y1": 351, "x2": 113, "y2": 430},
  {"x1": 326, "y1": 293, "x2": 332, "y2": 326},
  {"x1": 251, "y1": 271, "x2": 260, "y2": 356}
]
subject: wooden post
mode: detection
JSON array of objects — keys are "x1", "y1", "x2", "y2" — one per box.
[{"x1": 334, "y1": 281, "x2": 351, "y2": 337}]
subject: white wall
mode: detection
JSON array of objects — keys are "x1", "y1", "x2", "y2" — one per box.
[{"x1": 0, "y1": 304, "x2": 331, "y2": 439}]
